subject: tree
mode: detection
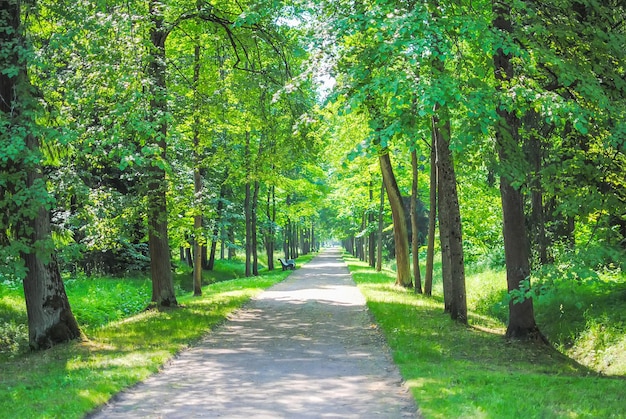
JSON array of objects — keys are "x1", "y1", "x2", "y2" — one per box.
[
  {"x1": 146, "y1": 0, "x2": 177, "y2": 307},
  {"x1": 191, "y1": 43, "x2": 203, "y2": 296},
  {"x1": 426, "y1": 0, "x2": 467, "y2": 322},
  {"x1": 424, "y1": 139, "x2": 437, "y2": 296},
  {"x1": 379, "y1": 150, "x2": 412, "y2": 288},
  {"x1": 492, "y1": 0, "x2": 543, "y2": 340},
  {"x1": 0, "y1": 0, "x2": 81, "y2": 349},
  {"x1": 410, "y1": 149, "x2": 423, "y2": 293}
]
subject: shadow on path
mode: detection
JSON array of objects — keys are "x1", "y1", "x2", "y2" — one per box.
[{"x1": 90, "y1": 248, "x2": 419, "y2": 418}]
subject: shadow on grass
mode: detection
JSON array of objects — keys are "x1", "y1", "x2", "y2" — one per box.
[
  {"x1": 0, "y1": 258, "x2": 309, "y2": 419},
  {"x1": 344, "y1": 255, "x2": 626, "y2": 418}
]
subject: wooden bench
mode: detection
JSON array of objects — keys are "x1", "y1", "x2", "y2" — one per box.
[{"x1": 278, "y1": 258, "x2": 296, "y2": 271}]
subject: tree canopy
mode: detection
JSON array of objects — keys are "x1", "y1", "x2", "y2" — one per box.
[{"x1": 0, "y1": 0, "x2": 624, "y2": 349}]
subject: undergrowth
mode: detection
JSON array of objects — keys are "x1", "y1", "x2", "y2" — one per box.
[
  {"x1": 345, "y1": 254, "x2": 626, "y2": 418},
  {"x1": 0, "y1": 254, "x2": 313, "y2": 418}
]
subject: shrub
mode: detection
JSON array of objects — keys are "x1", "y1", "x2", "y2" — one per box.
[{"x1": 0, "y1": 321, "x2": 28, "y2": 356}]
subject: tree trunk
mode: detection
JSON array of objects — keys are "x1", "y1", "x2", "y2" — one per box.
[
  {"x1": 252, "y1": 180, "x2": 260, "y2": 276},
  {"x1": 291, "y1": 222, "x2": 298, "y2": 259},
  {"x1": 436, "y1": 132, "x2": 453, "y2": 312},
  {"x1": 379, "y1": 152, "x2": 412, "y2": 287},
  {"x1": 265, "y1": 184, "x2": 275, "y2": 270},
  {"x1": 191, "y1": 44, "x2": 203, "y2": 296},
  {"x1": 345, "y1": 236, "x2": 354, "y2": 256},
  {"x1": 433, "y1": 108, "x2": 467, "y2": 323},
  {"x1": 0, "y1": 0, "x2": 81, "y2": 349},
  {"x1": 311, "y1": 219, "x2": 318, "y2": 252},
  {"x1": 185, "y1": 247, "x2": 192, "y2": 267},
  {"x1": 376, "y1": 179, "x2": 384, "y2": 271},
  {"x1": 245, "y1": 180, "x2": 252, "y2": 277},
  {"x1": 227, "y1": 226, "x2": 235, "y2": 260},
  {"x1": 411, "y1": 149, "x2": 423, "y2": 294},
  {"x1": 369, "y1": 181, "x2": 376, "y2": 268},
  {"x1": 244, "y1": 131, "x2": 252, "y2": 277},
  {"x1": 208, "y1": 184, "x2": 225, "y2": 270},
  {"x1": 524, "y1": 112, "x2": 549, "y2": 266},
  {"x1": 424, "y1": 138, "x2": 437, "y2": 296},
  {"x1": 22, "y1": 164, "x2": 81, "y2": 349},
  {"x1": 493, "y1": 1, "x2": 544, "y2": 341},
  {"x1": 147, "y1": 0, "x2": 177, "y2": 307},
  {"x1": 284, "y1": 220, "x2": 291, "y2": 260},
  {"x1": 359, "y1": 213, "x2": 366, "y2": 261}
]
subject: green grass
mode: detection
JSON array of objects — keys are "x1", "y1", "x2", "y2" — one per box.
[
  {"x1": 345, "y1": 255, "x2": 626, "y2": 419},
  {"x1": 0, "y1": 254, "x2": 314, "y2": 418}
]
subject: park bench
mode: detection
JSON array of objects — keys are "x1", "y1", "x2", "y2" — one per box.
[{"x1": 278, "y1": 258, "x2": 296, "y2": 271}]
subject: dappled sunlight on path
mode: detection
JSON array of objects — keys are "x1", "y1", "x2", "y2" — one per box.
[{"x1": 90, "y1": 248, "x2": 418, "y2": 418}]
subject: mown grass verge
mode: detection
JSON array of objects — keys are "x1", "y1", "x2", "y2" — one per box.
[
  {"x1": 344, "y1": 254, "x2": 625, "y2": 418},
  {"x1": 0, "y1": 254, "x2": 313, "y2": 419}
]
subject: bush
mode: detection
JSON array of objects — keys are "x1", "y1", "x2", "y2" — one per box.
[
  {"x1": 77, "y1": 242, "x2": 150, "y2": 276},
  {"x1": 0, "y1": 321, "x2": 28, "y2": 356}
]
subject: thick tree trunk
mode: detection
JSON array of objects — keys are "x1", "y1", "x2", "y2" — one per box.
[
  {"x1": 0, "y1": 0, "x2": 81, "y2": 349},
  {"x1": 376, "y1": 180, "x2": 384, "y2": 271},
  {"x1": 433, "y1": 108, "x2": 467, "y2": 323},
  {"x1": 22, "y1": 162, "x2": 81, "y2": 349},
  {"x1": 379, "y1": 152, "x2": 412, "y2": 287},
  {"x1": 147, "y1": 0, "x2": 177, "y2": 307},
  {"x1": 411, "y1": 150, "x2": 423, "y2": 294},
  {"x1": 493, "y1": 1, "x2": 544, "y2": 341},
  {"x1": 424, "y1": 139, "x2": 437, "y2": 296}
]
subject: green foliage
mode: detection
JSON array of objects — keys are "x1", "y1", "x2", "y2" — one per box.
[
  {"x1": 0, "y1": 255, "x2": 312, "y2": 418},
  {"x1": 65, "y1": 276, "x2": 151, "y2": 330},
  {"x1": 465, "y1": 244, "x2": 626, "y2": 376},
  {"x1": 0, "y1": 321, "x2": 27, "y2": 357},
  {"x1": 345, "y1": 254, "x2": 626, "y2": 418}
]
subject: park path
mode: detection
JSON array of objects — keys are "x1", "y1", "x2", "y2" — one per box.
[{"x1": 90, "y1": 248, "x2": 419, "y2": 418}]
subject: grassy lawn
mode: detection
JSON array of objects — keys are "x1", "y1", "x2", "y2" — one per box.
[
  {"x1": 0, "y1": 255, "x2": 313, "y2": 418},
  {"x1": 344, "y1": 255, "x2": 626, "y2": 419}
]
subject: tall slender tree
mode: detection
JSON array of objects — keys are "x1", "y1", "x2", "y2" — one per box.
[{"x1": 410, "y1": 149, "x2": 423, "y2": 293}]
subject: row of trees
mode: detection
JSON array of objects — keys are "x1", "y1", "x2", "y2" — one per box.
[
  {"x1": 308, "y1": 0, "x2": 625, "y2": 339},
  {"x1": 1, "y1": 0, "x2": 325, "y2": 349},
  {"x1": 2, "y1": 0, "x2": 625, "y2": 350}
]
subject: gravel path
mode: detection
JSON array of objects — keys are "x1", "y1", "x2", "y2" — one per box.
[{"x1": 90, "y1": 248, "x2": 419, "y2": 418}]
